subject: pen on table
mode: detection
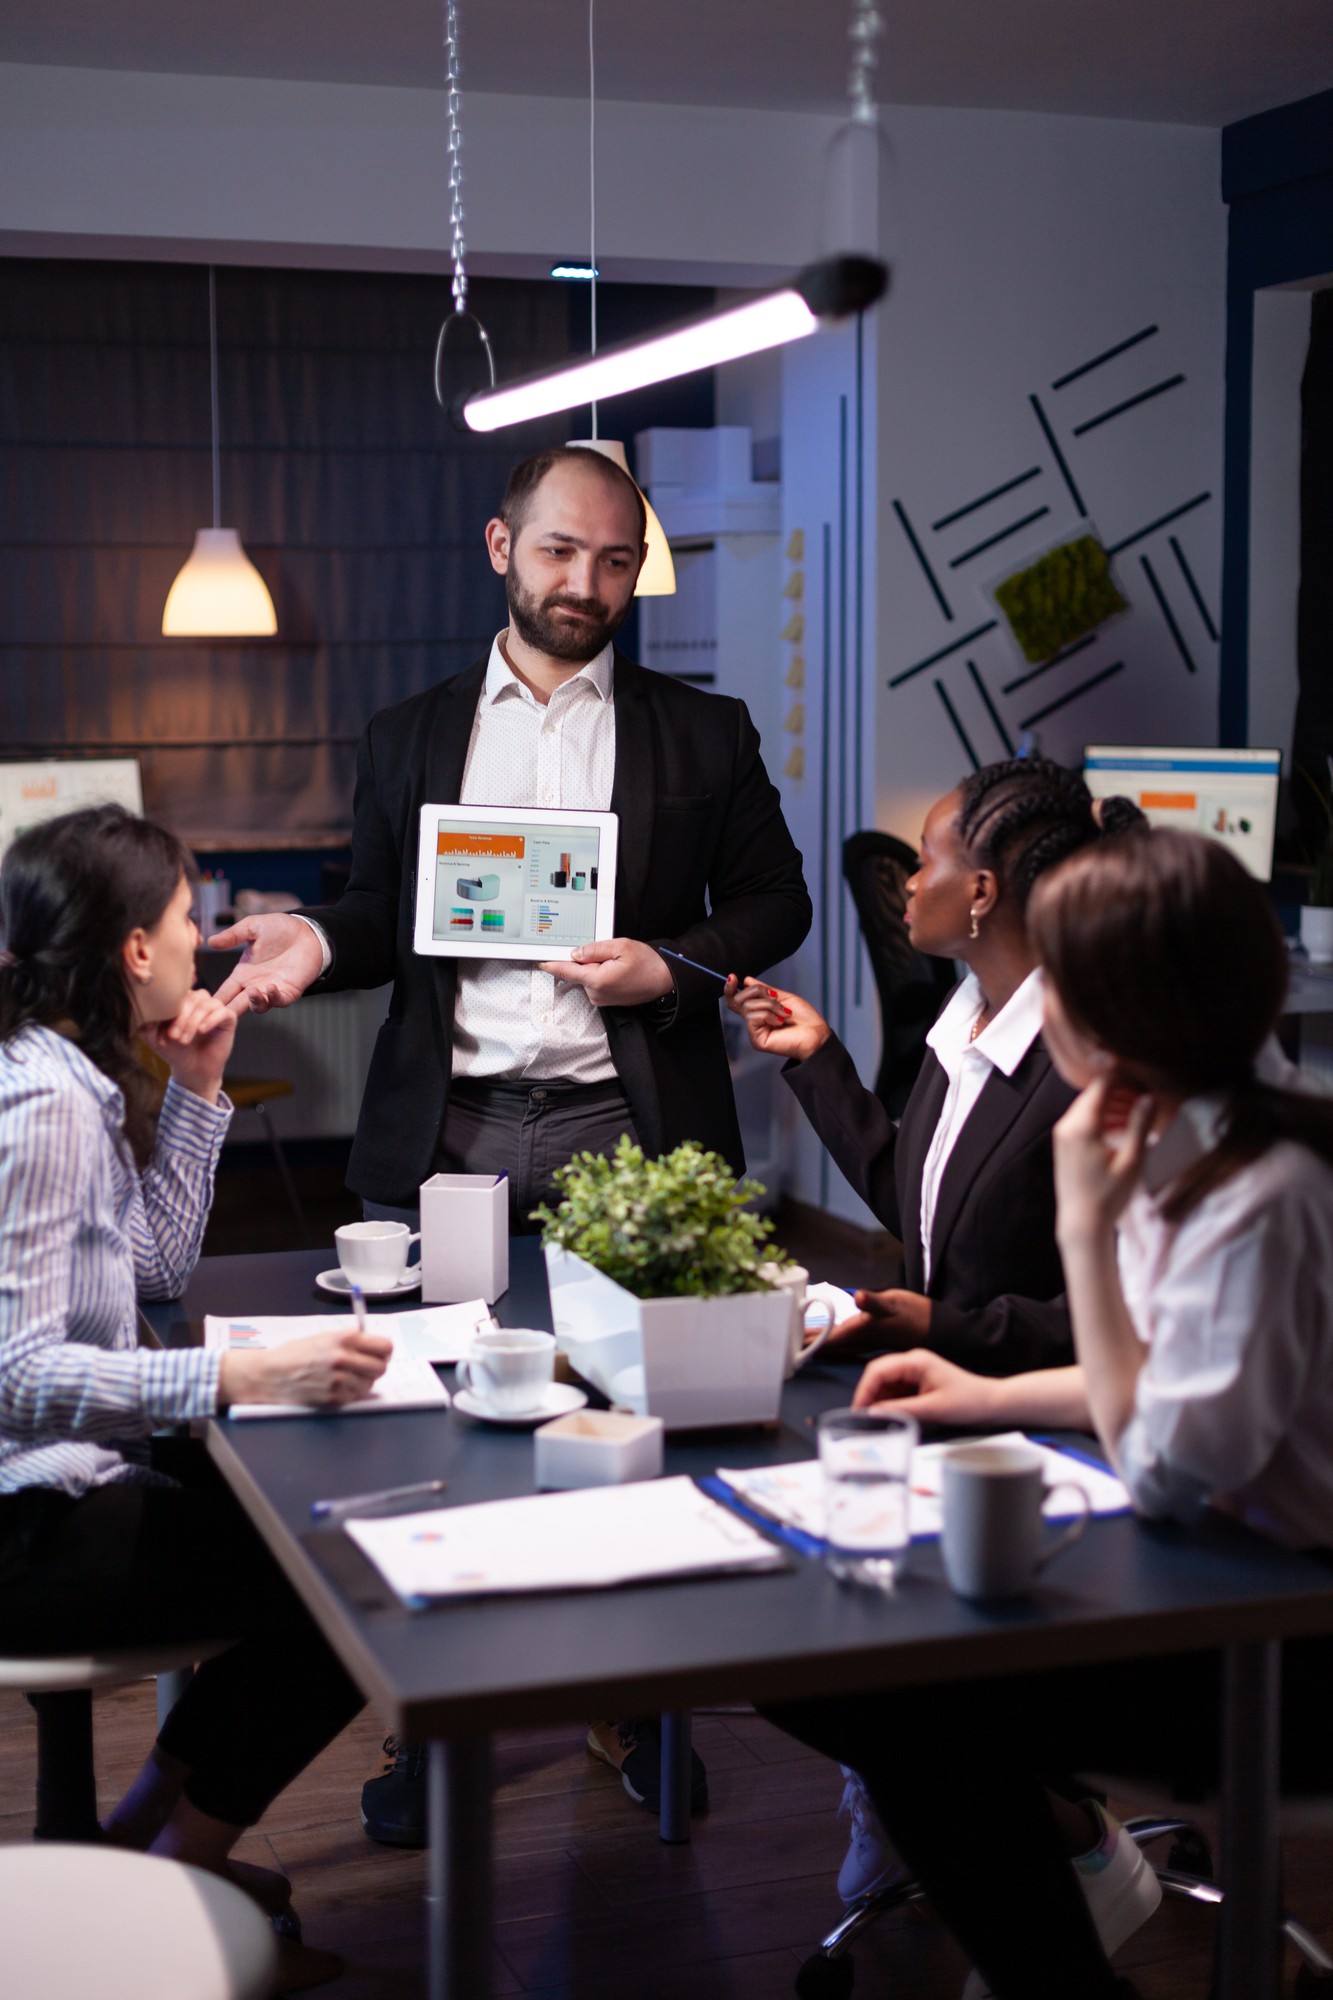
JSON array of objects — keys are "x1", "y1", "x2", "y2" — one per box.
[{"x1": 311, "y1": 1478, "x2": 449, "y2": 1521}]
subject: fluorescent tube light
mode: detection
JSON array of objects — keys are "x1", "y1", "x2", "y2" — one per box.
[
  {"x1": 551, "y1": 264, "x2": 599, "y2": 280},
  {"x1": 459, "y1": 255, "x2": 887, "y2": 434}
]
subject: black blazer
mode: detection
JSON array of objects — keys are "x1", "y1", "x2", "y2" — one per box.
[
  {"x1": 307, "y1": 650, "x2": 812, "y2": 1204},
  {"x1": 786, "y1": 1029, "x2": 1075, "y2": 1375}
]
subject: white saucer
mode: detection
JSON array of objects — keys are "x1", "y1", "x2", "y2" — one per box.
[
  {"x1": 315, "y1": 1266, "x2": 422, "y2": 1299},
  {"x1": 454, "y1": 1383, "x2": 588, "y2": 1428}
]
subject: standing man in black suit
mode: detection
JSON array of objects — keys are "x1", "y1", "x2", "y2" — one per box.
[
  {"x1": 211, "y1": 444, "x2": 812, "y2": 1839},
  {"x1": 214, "y1": 445, "x2": 809, "y2": 1222}
]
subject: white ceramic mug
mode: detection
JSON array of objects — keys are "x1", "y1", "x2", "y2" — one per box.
[
  {"x1": 456, "y1": 1328, "x2": 556, "y2": 1416},
  {"x1": 940, "y1": 1441, "x2": 1091, "y2": 1600},
  {"x1": 334, "y1": 1220, "x2": 420, "y2": 1289},
  {"x1": 759, "y1": 1262, "x2": 839, "y2": 1377}
]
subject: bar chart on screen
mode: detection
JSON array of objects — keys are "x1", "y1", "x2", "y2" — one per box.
[{"x1": 528, "y1": 900, "x2": 589, "y2": 942}]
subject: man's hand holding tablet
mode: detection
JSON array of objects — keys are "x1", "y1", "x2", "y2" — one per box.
[{"x1": 542, "y1": 938, "x2": 675, "y2": 1006}]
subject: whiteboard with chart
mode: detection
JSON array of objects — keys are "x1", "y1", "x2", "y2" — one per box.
[{"x1": 0, "y1": 760, "x2": 144, "y2": 865}]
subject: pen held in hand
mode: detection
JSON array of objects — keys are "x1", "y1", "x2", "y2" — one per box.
[
  {"x1": 349, "y1": 1282, "x2": 370, "y2": 1339},
  {"x1": 659, "y1": 947, "x2": 734, "y2": 986}
]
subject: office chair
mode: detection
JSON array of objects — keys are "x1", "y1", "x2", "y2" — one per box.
[
  {"x1": 842, "y1": 833, "x2": 957, "y2": 1119},
  {"x1": 795, "y1": 1812, "x2": 1333, "y2": 1995}
]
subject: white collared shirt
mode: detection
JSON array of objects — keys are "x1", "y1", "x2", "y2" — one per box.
[
  {"x1": 1115, "y1": 1092, "x2": 1333, "y2": 1549},
  {"x1": 450, "y1": 636, "x2": 618, "y2": 1083},
  {"x1": 917, "y1": 968, "x2": 1045, "y2": 1285}
]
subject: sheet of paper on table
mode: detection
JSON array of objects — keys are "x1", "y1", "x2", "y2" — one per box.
[
  {"x1": 203, "y1": 1312, "x2": 465, "y2": 1417},
  {"x1": 715, "y1": 1433, "x2": 1131, "y2": 1542},
  {"x1": 345, "y1": 1474, "x2": 788, "y2": 1605}
]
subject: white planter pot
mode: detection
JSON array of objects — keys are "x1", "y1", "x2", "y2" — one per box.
[
  {"x1": 1302, "y1": 905, "x2": 1333, "y2": 966},
  {"x1": 543, "y1": 1244, "x2": 792, "y2": 1430}
]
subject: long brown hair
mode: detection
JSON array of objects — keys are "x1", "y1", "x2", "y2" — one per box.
[
  {"x1": 1029, "y1": 827, "x2": 1333, "y2": 1219},
  {"x1": 0, "y1": 805, "x2": 194, "y2": 1166}
]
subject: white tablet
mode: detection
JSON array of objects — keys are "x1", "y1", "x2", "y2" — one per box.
[{"x1": 412, "y1": 803, "x2": 619, "y2": 961}]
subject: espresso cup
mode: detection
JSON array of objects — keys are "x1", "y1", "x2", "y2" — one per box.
[
  {"x1": 759, "y1": 1262, "x2": 838, "y2": 1378},
  {"x1": 940, "y1": 1441, "x2": 1091, "y2": 1601},
  {"x1": 456, "y1": 1328, "x2": 556, "y2": 1416},
  {"x1": 334, "y1": 1220, "x2": 420, "y2": 1289}
]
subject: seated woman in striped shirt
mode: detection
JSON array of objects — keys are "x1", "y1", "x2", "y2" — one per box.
[{"x1": 0, "y1": 805, "x2": 391, "y2": 1992}]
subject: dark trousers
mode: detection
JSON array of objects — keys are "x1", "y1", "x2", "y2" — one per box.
[
  {"x1": 0, "y1": 1445, "x2": 363, "y2": 1828},
  {"x1": 765, "y1": 1637, "x2": 1333, "y2": 2000},
  {"x1": 368, "y1": 1076, "x2": 639, "y2": 1234}
]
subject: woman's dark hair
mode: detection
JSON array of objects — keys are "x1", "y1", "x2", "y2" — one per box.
[
  {"x1": 1029, "y1": 826, "x2": 1333, "y2": 1219},
  {"x1": 0, "y1": 805, "x2": 195, "y2": 1165},
  {"x1": 954, "y1": 756, "x2": 1143, "y2": 912}
]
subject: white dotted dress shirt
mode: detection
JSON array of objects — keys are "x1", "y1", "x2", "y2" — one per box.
[
  {"x1": 917, "y1": 968, "x2": 1045, "y2": 1287},
  {"x1": 451, "y1": 636, "x2": 619, "y2": 1083}
]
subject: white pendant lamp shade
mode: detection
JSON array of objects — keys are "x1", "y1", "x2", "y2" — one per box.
[
  {"x1": 567, "y1": 437, "x2": 676, "y2": 597},
  {"x1": 162, "y1": 528, "x2": 278, "y2": 637}
]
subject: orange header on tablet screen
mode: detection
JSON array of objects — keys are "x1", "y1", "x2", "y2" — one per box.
[
  {"x1": 437, "y1": 832, "x2": 526, "y2": 857},
  {"x1": 1139, "y1": 792, "x2": 1197, "y2": 811}
]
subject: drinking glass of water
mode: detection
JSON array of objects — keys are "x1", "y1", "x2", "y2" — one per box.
[{"x1": 817, "y1": 1408, "x2": 919, "y2": 1591}]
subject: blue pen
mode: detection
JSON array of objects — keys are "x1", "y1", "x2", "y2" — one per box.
[
  {"x1": 659, "y1": 947, "x2": 731, "y2": 986},
  {"x1": 349, "y1": 1282, "x2": 370, "y2": 1338}
]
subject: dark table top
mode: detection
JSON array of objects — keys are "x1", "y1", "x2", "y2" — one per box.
[{"x1": 153, "y1": 1244, "x2": 1333, "y2": 1739}]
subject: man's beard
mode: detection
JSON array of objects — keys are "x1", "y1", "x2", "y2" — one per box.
[{"x1": 505, "y1": 562, "x2": 631, "y2": 663}]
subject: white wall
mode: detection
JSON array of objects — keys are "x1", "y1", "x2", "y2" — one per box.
[
  {"x1": 1248, "y1": 289, "x2": 1310, "y2": 761},
  {"x1": 872, "y1": 107, "x2": 1226, "y2": 848},
  {"x1": 0, "y1": 62, "x2": 838, "y2": 285}
]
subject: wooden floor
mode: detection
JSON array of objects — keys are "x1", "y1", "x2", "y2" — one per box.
[{"x1": 4, "y1": 1681, "x2": 1332, "y2": 1996}]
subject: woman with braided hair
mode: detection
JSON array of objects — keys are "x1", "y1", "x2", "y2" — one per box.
[
  {"x1": 729, "y1": 757, "x2": 1143, "y2": 1383},
  {"x1": 730, "y1": 759, "x2": 1141, "y2": 1907}
]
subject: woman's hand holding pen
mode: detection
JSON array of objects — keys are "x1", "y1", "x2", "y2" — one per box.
[
  {"x1": 724, "y1": 977, "x2": 832, "y2": 1062},
  {"x1": 217, "y1": 1328, "x2": 393, "y2": 1410}
]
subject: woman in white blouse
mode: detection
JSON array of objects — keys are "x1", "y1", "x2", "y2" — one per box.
[
  {"x1": 0, "y1": 806, "x2": 391, "y2": 1991},
  {"x1": 766, "y1": 828, "x2": 1333, "y2": 2000}
]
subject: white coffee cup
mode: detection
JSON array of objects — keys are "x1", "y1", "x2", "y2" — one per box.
[
  {"x1": 759, "y1": 1262, "x2": 838, "y2": 1377},
  {"x1": 940, "y1": 1441, "x2": 1091, "y2": 1601},
  {"x1": 335, "y1": 1220, "x2": 421, "y2": 1289},
  {"x1": 456, "y1": 1328, "x2": 556, "y2": 1416}
]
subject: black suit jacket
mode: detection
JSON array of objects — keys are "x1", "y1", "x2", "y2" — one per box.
[
  {"x1": 307, "y1": 650, "x2": 812, "y2": 1204},
  {"x1": 786, "y1": 1030, "x2": 1075, "y2": 1374}
]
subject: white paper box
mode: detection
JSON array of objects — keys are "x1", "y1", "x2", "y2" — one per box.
[
  {"x1": 534, "y1": 1409, "x2": 665, "y2": 1489},
  {"x1": 420, "y1": 1173, "x2": 508, "y2": 1304},
  {"x1": 543, "y1": 1245, "x2": 791, "y2": 1429}
]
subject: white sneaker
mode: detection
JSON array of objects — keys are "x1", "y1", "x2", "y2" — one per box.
[
  {"x1": 961, "y1": 1802, "x2": 1162, "y2": 1998},
  {"x1": 837, "y1": 1766, "x2": 907, "y2": 1904}
]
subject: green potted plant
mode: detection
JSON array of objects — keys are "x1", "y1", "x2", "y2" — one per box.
[
  {"x1": 534, "y1": 1137, "x2": 795, "y2": 1429},
  {"x1": 1298, "y1": 766, "x2": 1333, "y2": 965}
]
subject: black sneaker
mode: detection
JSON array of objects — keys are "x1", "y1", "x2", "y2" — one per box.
[
  {"x1": 586, "y1": 1718, "x2": 708, "y2": 1814},
  {"x1": 360, "y1": 1735, "x2": 428, "y2": 1848}
]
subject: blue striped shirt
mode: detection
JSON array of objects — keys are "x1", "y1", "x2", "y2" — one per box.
[{"x1": 0, "y1": 1023, "x2": 229, "y2": 1496}]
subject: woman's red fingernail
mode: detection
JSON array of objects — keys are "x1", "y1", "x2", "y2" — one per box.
[{"x1": 783, "y1": 1007, "x2": 792, "y2": 1016}]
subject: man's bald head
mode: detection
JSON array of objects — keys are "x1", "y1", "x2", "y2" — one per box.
[{"x1": 500, "y1": 447, "x2": 647, "y2": 548}]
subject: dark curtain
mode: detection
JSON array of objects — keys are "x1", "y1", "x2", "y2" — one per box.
[
  {"x1": 1293, "y1": 287, "x2": 1333, "y2": 842},
  {"x1": 0, "y1": 260, "x2": 712, "y2": 843}
]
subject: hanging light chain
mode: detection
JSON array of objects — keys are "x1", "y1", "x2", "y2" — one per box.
[
  {"x1": 847, "y1": 0, "x2": 884, "y2": 125},
  {"x1": 446, "y1": 0, "x2": 467, "y2": 315}
]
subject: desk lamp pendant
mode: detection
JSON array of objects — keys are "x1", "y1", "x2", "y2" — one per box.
[{"x1": 162, "y1": 267, "x2": 277, "y2": 638}]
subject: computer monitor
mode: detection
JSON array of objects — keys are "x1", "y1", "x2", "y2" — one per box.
[{"x1": 1082, "y1": 745, "x2": 1281, "y2": 882}]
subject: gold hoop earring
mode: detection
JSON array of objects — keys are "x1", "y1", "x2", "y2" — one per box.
[{"x1": 968, "y1": 910, "x2": 980, "y2": 941}]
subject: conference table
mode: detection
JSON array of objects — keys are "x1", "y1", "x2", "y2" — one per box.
[{"x1": 148, "y1": 1242, "x2": 1333, "y2": 2000}]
